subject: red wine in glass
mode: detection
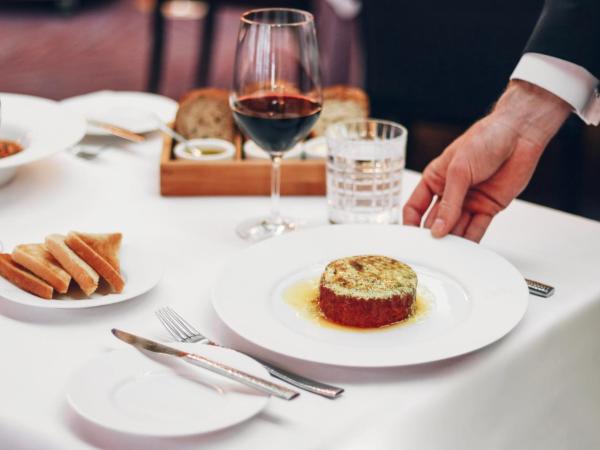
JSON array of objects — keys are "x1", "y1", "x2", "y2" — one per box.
[
  {"x1": 231, "y1": 8, "x2": 322, "y2": 241},
  {"x1": 232, "y1": 94, "x2": 321, "y2": 153}
]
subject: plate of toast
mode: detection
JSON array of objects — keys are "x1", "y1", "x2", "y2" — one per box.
[{"x1": 0, "y1": 231, "x2": 162, "y2": 308}]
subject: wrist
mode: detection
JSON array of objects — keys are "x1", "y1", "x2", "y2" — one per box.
[{"x1": 492, "y1": 80, "x2": 571, "y2": 149}]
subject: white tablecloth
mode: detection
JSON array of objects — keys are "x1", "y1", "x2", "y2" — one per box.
[{"x1": 1, "y1": 131, "x2": 599, "y2": 450}]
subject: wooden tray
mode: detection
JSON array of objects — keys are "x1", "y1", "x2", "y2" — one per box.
[{"x1": 160, "y1": 132, "x2": 326, "y2": 196}]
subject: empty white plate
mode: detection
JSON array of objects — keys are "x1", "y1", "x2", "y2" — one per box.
[
  {"x1": 212, "y1": 225, "x2": 529, "y2": 367},
  {"x1": 66, "y1": 344, "x2": 270, "y2": 436},
  {"x1": 0, "y1": 242, "x2": 163, "y2": 309},
  {"x1": 61, "y1": 91, "x2": 177, "y2": 136}
]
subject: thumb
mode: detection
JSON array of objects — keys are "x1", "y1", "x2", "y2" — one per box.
[{"x1": 431, "y1": 162, "x2": 471, "y2": 238}]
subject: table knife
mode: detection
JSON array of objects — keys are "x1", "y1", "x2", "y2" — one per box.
[
  {"x1": 525, "y1": 279, "x2": 555, "y2": 298},
  {"x1": 111, "y1": 329, "x2": 299, "y2": 400},
  {"x1": 87, "y1": 119, "x2": 145, "y2": 143}
]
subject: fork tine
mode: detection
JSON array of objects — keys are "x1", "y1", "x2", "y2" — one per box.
[
  {"x1": 155, "y1": 309, "x2": 180, "y2": 341},
  {"x1": 156, "y1": 309, "x2": 188, "y2": 342},
  {"x1": 160, "y1": 308, "x2": 192, "y2": 340},
  {"x1": 165, "y1": 306, "x2": 201, "y2": 336}
]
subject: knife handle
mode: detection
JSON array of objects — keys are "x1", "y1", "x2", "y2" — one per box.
[
  {"x1": 253, "y1": 357, "x2": 344, "y2": 399},
  {"x1": 525, "y1": 279, "x2": 555, "y2": 298},
  {"x1": 183, "y1": 354, "x2": 299, "y2": 400}
]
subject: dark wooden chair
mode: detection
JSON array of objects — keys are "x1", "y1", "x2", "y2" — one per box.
[{"x1": 147, "y1": 0, "x2": 311, "y2": 94}]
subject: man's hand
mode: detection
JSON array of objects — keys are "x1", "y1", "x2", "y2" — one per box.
[{"x1": 403, "y1": 80, "x2": 571, "y2": 242}]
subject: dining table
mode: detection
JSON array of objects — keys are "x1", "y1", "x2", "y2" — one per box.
[{"x1": 0, "y1": 100, "x2": 599, "y2": 450}]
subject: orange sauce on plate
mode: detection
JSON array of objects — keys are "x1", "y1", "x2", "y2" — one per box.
[{"x1": 283, "y1": 277, "x2": 429, "y2": 333}]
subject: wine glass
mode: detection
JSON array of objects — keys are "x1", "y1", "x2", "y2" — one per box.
[{"x1": 230, "y1": 8, "x2": 322, "y2": 241}]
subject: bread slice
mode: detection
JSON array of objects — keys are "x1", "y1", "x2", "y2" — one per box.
[
  {"x1": 45, "y1": 234, "x2": 99, "y2": 296},
  {"x1": 12, "y1": 244, "x2": 71, "y2": 293},
  {"x1": 311, "y1": 85, "x2": 369, "y2": 137},
  {"x1": 0, "y1": 253, "x2": 53, "y2": 299},
  {"x1": 65, "y1": 232, "x2": 124, "y2": 293},
  {"x1": 174, "y1": 88, "x2": 235, "y2": 142},
  {"x1": 72, "y1": 232, "x2": 122, "y2": 271}
]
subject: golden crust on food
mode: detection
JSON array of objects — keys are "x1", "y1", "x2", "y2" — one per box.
[
  {"x1": 66, "y1": 232, "x2": 125, "y2": 293},
  {"x1": 12, "y1": 244, "x2": 71, "y2": 293},
  {"x1": 318, "y1": 255, "x2": 417, "y2": 328},
  {"x1": 72, "y1": 232, "x2": 122, "y2": 272},
  {"x1": 0, "y1": 253, "x2": 53, "y2": 299},
  {"x1": 45, "y1": 234, "x2": 99, "y2": 296},
  {"x1": 320, "y1": 255, "x2": 416, "y2": 300}
]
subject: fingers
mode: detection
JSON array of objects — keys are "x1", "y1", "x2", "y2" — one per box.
[
  {"x1": 464, "y1": 213, "x2": 493, "y2": 243},
  {"x1": 403, "y1": 178, "x2": 436, "y2": 227},
  {"x1": 423, "y1": 200, "x2": 440, "y2": 229},
  {"x1": 450, "y1": 211, "x2": 471, "y2": 236},
  {"x1": 431, "y1": 162, "x2": 472, "y2": 238}
]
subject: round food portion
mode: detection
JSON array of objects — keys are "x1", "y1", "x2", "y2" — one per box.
[{"x1": 318, "y1": 255, "x2": 417, "y2": 328}]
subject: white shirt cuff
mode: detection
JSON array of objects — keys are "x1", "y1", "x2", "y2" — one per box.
[
  {"x1": 511, "y1": 53, "x2": 600, "y2": 126},
  {"x1": 324, "y1": 0, "x2": 361, "y2": 19}
]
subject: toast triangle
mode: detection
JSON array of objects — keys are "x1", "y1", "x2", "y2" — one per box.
[
  {"x1": 73, "y1": 232, "x2": 122, "y2": 272},
  {"x1": 0, "y1": 253, "x2": 53, "y2": 299},
  {"x1": 45, "y1": 234, "x2": 99, "y2": 296},
  {"x1": 66, "y1": 232, "x2": 124, "y2": 293},
  {"x1": 12, "y1": 243, "x2": 71, "y2": 293}
]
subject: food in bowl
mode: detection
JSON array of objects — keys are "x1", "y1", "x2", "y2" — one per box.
[
  {"x1": 0, "y1": 140, "x2": 23, "y2": 159},
  {"x1": 318, "y1": 255, "x2": 417, "y2": 328}
]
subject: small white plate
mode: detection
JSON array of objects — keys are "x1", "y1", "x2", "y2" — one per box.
[
  {"x1": 0, "y1": 93, "x2": 86, "y2": 184},
  {"x1": 243, "y1": 140, "x2": 303, "y2": 160},
  {"x1": 212, "y1": 225, "x2": 529, "y2": 367},
  {"x1": 0, "y1": 242, "x2": 163, "y2": 309},
  {"x1": 66, "y1": 344, "x2": 270, "y2": 437},
  {"x1": 61, "y1": 91, "x2": 177, "y2": 136}
]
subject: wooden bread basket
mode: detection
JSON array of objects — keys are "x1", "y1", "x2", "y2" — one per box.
[
  {"x1": 159, "y1": 85, "x2": 368, "y2": 196},
  {"x1": 160, "y1": 132, "x2": 326, "y2": 196}
]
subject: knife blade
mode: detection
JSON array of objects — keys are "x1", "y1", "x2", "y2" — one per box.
[
  {"x1": 111, "y1": 329, "x2": 299, "y2": 400},
  {"x1": 87, "y1": 119, "x2": 146, "y2": 143}
]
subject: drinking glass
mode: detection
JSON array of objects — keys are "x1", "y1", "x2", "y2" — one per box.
[
  {"x1": 326, "y1": 119, "x2": 407, "y2": 224},
  {"x1": 230, "y1": 8, "x2": 322, "y2": 241}
]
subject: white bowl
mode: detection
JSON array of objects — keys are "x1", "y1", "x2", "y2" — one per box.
[
  {"x1": 303, "y1": 136, "x2": 327, "y2": 159},
  {"x1": 243, "y1": 140, "x2": 303, "y2": 160},
  {"x1": 0, "y1": 167, "x2": 17, "y2": 186},
  {"x1": 174, "y1": 138, "x2": 235, "y2": 161},
  {"x1": 0, "y1": 93, "x2": 86, "y2": 187}
]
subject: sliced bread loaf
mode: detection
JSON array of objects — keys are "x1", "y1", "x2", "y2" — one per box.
[
  {"x1": 311, "y1": 85, "x2": 369, "y2": 137},
  {"x1": 174, "y1": 88, "x2": 235, "y2": 142}
]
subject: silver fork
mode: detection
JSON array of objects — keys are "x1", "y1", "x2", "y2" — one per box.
[
  {"x1": 156, "y1": 306, "x2": 344, "y2": 399},
  {"x1": 69, "y1": 144, "x2": 107, "y2": 160}
]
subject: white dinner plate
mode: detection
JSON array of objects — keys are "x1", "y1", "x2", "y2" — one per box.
[
  {"x1": 66, "y1": 344, "x2": 270, "y2": 436},
  {"x1": 0, "y1": 93, "x2": 86, "y2": 183},
  {"x1": 212, "y1": 225, "x2": 529, "y2": 367},
  {"x1": 61, "y1": 91, "x2": 177, "y2": 136},
  {"x1": 0, "y1": 242, "x2": 163, "y2": 309}
]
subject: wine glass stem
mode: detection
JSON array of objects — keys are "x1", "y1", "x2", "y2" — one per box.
[{"x1": 270, "y1": 153, "x2": 283, "y2": 224}]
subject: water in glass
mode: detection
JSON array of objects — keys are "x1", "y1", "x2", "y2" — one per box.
[{"x1": 326, "y1": 119, "x2": 407, "y2": 224}]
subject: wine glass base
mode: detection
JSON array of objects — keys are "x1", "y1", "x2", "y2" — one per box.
[{"x1": 236, "y1": 217, "x2": 300, "y2": 242}]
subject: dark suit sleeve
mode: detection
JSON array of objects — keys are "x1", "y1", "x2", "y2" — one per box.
[{"x1": 525, "y1": 0, "x2": 600, "y2": 78}]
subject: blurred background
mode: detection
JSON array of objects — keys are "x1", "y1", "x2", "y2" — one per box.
[{"x1": 1, "y1": 0, "x2": 599, "y2": 219}]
